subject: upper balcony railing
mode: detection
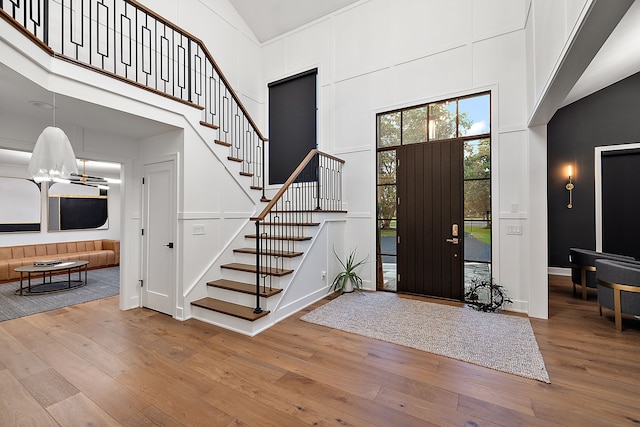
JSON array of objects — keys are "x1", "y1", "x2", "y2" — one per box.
[{"x1": 1, "y1": 0, "x2": 267, "y2": 190}]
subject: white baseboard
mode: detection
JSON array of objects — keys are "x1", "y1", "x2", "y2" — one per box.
[{"x1": 548, "y1": 267, "x2": 571, "y2": 276}]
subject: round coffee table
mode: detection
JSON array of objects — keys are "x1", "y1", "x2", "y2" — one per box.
[{"x1": 14, "y1": 260, "x2": 89, "y2": 295}]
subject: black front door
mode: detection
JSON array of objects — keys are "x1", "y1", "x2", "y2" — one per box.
[{"x1": 396, "y1": 140, "x2": 463, "y2": 299}]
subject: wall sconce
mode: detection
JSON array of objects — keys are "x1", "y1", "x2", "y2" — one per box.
[{"x1": 566, "y1": 165, "x2": 574, "y2": 208}]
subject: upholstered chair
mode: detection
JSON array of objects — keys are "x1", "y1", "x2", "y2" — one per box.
[
  {"x1": 595, "y1": 259, "x2": 640, "y2": 331},
  {"x1": 568, "y1": 248, "x2": 635, "y2": 300}
]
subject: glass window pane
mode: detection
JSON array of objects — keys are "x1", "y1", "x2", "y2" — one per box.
[
  {"x1": 402, "y1": 107, "x2": 428, "y2": 144},
  {"x1": 464, "y1": 139, "x2": 491, "y2": 179},
  {"x1": 380, "y1": 255, "x2": 397, "y2": 291},
  {"x1": 377, "y1": 219, "x2": 397, "y2": 256},
  {"x1": 428, "y1": 101, "x2": 457, "y2": 140},
  {"x1": 377, "y1": 112, "x2": 401, "y2": 148},
  {"x1": 464, "y1": 261, "x2": 491, "y2": 294},
  {"x1": 464, "y1": 218, "x2": 491, "y2": 263},
  {"x1": 377, "y1": 185, "x2": 396, "y2": 220},
  {"x1": 464, "y1": 179, "x2": 491, "y2": 222},
  {"x1": 378, "y1": 150, "x2": 396, "y2": 184},
  {"x1": 459, "y1": 94, "x2": 490, "y2": 136}
]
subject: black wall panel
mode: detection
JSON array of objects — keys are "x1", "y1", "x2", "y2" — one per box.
[
  {"x1": 547, "y1": 72, "x2": 640, "y2": 267},
  {"x1": 268, "y1": 69, "x2": 317, "y2": 185}
]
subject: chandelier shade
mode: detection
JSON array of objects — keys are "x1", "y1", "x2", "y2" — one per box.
[{"x1": 28, "y1": 126, "x2": 78, "y2": 182}]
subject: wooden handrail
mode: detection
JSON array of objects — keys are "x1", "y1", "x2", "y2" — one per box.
[
  {"x1": 126, "y1": 0, "x2": 267, "y2": 142},
  {"x1": 0, "y1": 9, "x2": 53, "y2": 56},
  {"x1": 251, "y1": 149, "x2": 345, "y2": 221}
]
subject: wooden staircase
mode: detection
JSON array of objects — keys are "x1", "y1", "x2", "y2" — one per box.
[
  {"x1": 190, "y1": 220, "x2": 318, "y2": 324},
  {"x1": 188, "y1": 139, "x2": 345, "y2": 335}
]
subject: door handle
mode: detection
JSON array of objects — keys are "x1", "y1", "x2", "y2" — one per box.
[
  {"x1": 164, "y1": 242, "x2": 174, "y2": 248},
  {"x1": 446, "y1": 238, "x2": 459, "y2": 244}
]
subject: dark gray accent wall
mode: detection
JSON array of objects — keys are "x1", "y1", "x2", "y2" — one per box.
[{"x1": 548, "y1": 72, "x2": 640, "y2": 267}]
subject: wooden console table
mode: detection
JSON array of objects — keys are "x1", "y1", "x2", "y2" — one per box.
[{"x1": 14, "y1": 260, "x2": 89, "y2": 295}]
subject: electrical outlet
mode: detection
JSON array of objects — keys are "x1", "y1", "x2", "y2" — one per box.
[
  {"x1": 192, "y1": 224, "x2": 205, "y2": 235},
  {"x1": 321, "y1": 270, "x2": 326, "y2": 280}
]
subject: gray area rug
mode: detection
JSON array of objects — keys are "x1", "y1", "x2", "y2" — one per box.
[
  {"x1": 0, "y1": 266, "x2": 119, "y2": 322},
  {"x1": 302, "y1": 292, "x2": 550, "y2": 383}
]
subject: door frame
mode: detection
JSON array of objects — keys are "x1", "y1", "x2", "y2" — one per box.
[
  {"x1": 141, "y1": 154, "x2": 178, "y2": 316},
  {"x1": 594, "y1": 142, "x2": 640, "y2": 252}
]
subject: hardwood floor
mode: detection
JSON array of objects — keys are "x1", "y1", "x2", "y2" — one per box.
[{"x1": 1, "y1": 275, "x2": 639, "y2": 426}]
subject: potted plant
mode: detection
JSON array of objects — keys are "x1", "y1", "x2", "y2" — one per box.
[{"x1": 330, "y1": 247, "x2": 368, "y2": 294}]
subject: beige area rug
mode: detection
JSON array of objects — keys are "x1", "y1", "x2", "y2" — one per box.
[{"x1": 301, "y1": 292, "x2": 550, "y2": 383}]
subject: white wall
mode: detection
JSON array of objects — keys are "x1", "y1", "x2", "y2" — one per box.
[
  {"x1": 261, "y1": 0, "x2": 548, "y2": 315},
  {"x1": 527, "y1": 0, "x2": 591, "y2": 115}
]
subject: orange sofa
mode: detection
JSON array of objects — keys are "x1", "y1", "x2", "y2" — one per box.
[{"x1": 0, "y1": 239, "x2": 119, "y2": 283}]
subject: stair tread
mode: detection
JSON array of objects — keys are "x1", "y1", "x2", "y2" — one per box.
[
  {"x1": 199, "y1": 121, "x2": 220, "y2": 130},
  {"x1": 250, "y1": 185, "x2": 263, "y2": 190},
  {"x1": 208, "y1": 279, "x2": 283, "y2": 297},
  {"x1": 233, "y1": 247, "x2": 303, "y2": 257},
  {"x1": 268, "y1": 209, "x2": 347, "y2": 214},
  {"x1": 228, "y1": 156, "x2": 243, "y2": 162},
  {"x1": 214, "y1": 139, "x2": 232, "y2": 147},
  {"x1": 191, "y1": 297, "x2": 269, "y2": 321},
  {"x1": 239, "y1": 171, "x2": 253, "y2": 177},
  {"x1": 245, "y1": 234, "x2": 312, "y2": 241},
  {"x1": 221, "y1": 262, "x2": 293, "y2": 276}
]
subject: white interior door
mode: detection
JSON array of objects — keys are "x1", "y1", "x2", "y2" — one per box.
[{"x1": 142, "y1": 160, "x2": 176, "y2": 315}]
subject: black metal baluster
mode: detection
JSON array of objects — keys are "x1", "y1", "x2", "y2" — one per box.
[{"x1": 254, "y1": 220, "x2": 262, "y2": 314}]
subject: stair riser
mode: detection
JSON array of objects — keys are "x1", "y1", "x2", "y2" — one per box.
[
  {"x1": 261, "y1": 212, "x2": 317, "y2": 223},
  {"x1": 244, "y1": 238, "x2": 313, "y2": 253},
  {"x1": 206, "y1": 286, "x2": 280, "y2": 310},
  {"x1": 191, "y1": 305, "x2": 273, "y2": 336},
  {"x1": 221, "y1": 269, "x2": 285, "y2": 286},
  {"x1": 231, "y1": 252, "x2": 300, "y2": 268}
]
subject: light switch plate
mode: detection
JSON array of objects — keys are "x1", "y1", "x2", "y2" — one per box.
[{"x1": 507, "y1": 225, "x2": 523, "y2": 235}]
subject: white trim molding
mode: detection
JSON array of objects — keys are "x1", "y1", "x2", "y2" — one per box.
[{"x1": 594, "y1": 142, "x2": 640, "y2": 252}]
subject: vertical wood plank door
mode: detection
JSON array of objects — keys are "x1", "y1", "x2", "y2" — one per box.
[{"x1": 397, "y1": 141, "x2": 463, "y2": 300}]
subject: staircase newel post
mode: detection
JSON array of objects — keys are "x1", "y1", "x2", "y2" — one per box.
[{"x1": 254, "y1": 220, "x2": 263, "y2": 314}]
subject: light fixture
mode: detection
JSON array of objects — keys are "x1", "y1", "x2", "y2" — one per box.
[
  {"x1": 69, "y1": 159, "x2": 110, "y2": 190},
  {"x1": 566, "y1": 165, "x2": 574, "y2": 209},
  {"x1": 28, "y1": 93, "x2": 78, "y2": 182}
]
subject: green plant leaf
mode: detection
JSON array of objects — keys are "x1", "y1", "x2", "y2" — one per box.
[{"x1": 329, "y1": 246, "x2": 369, "y2": 294}]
